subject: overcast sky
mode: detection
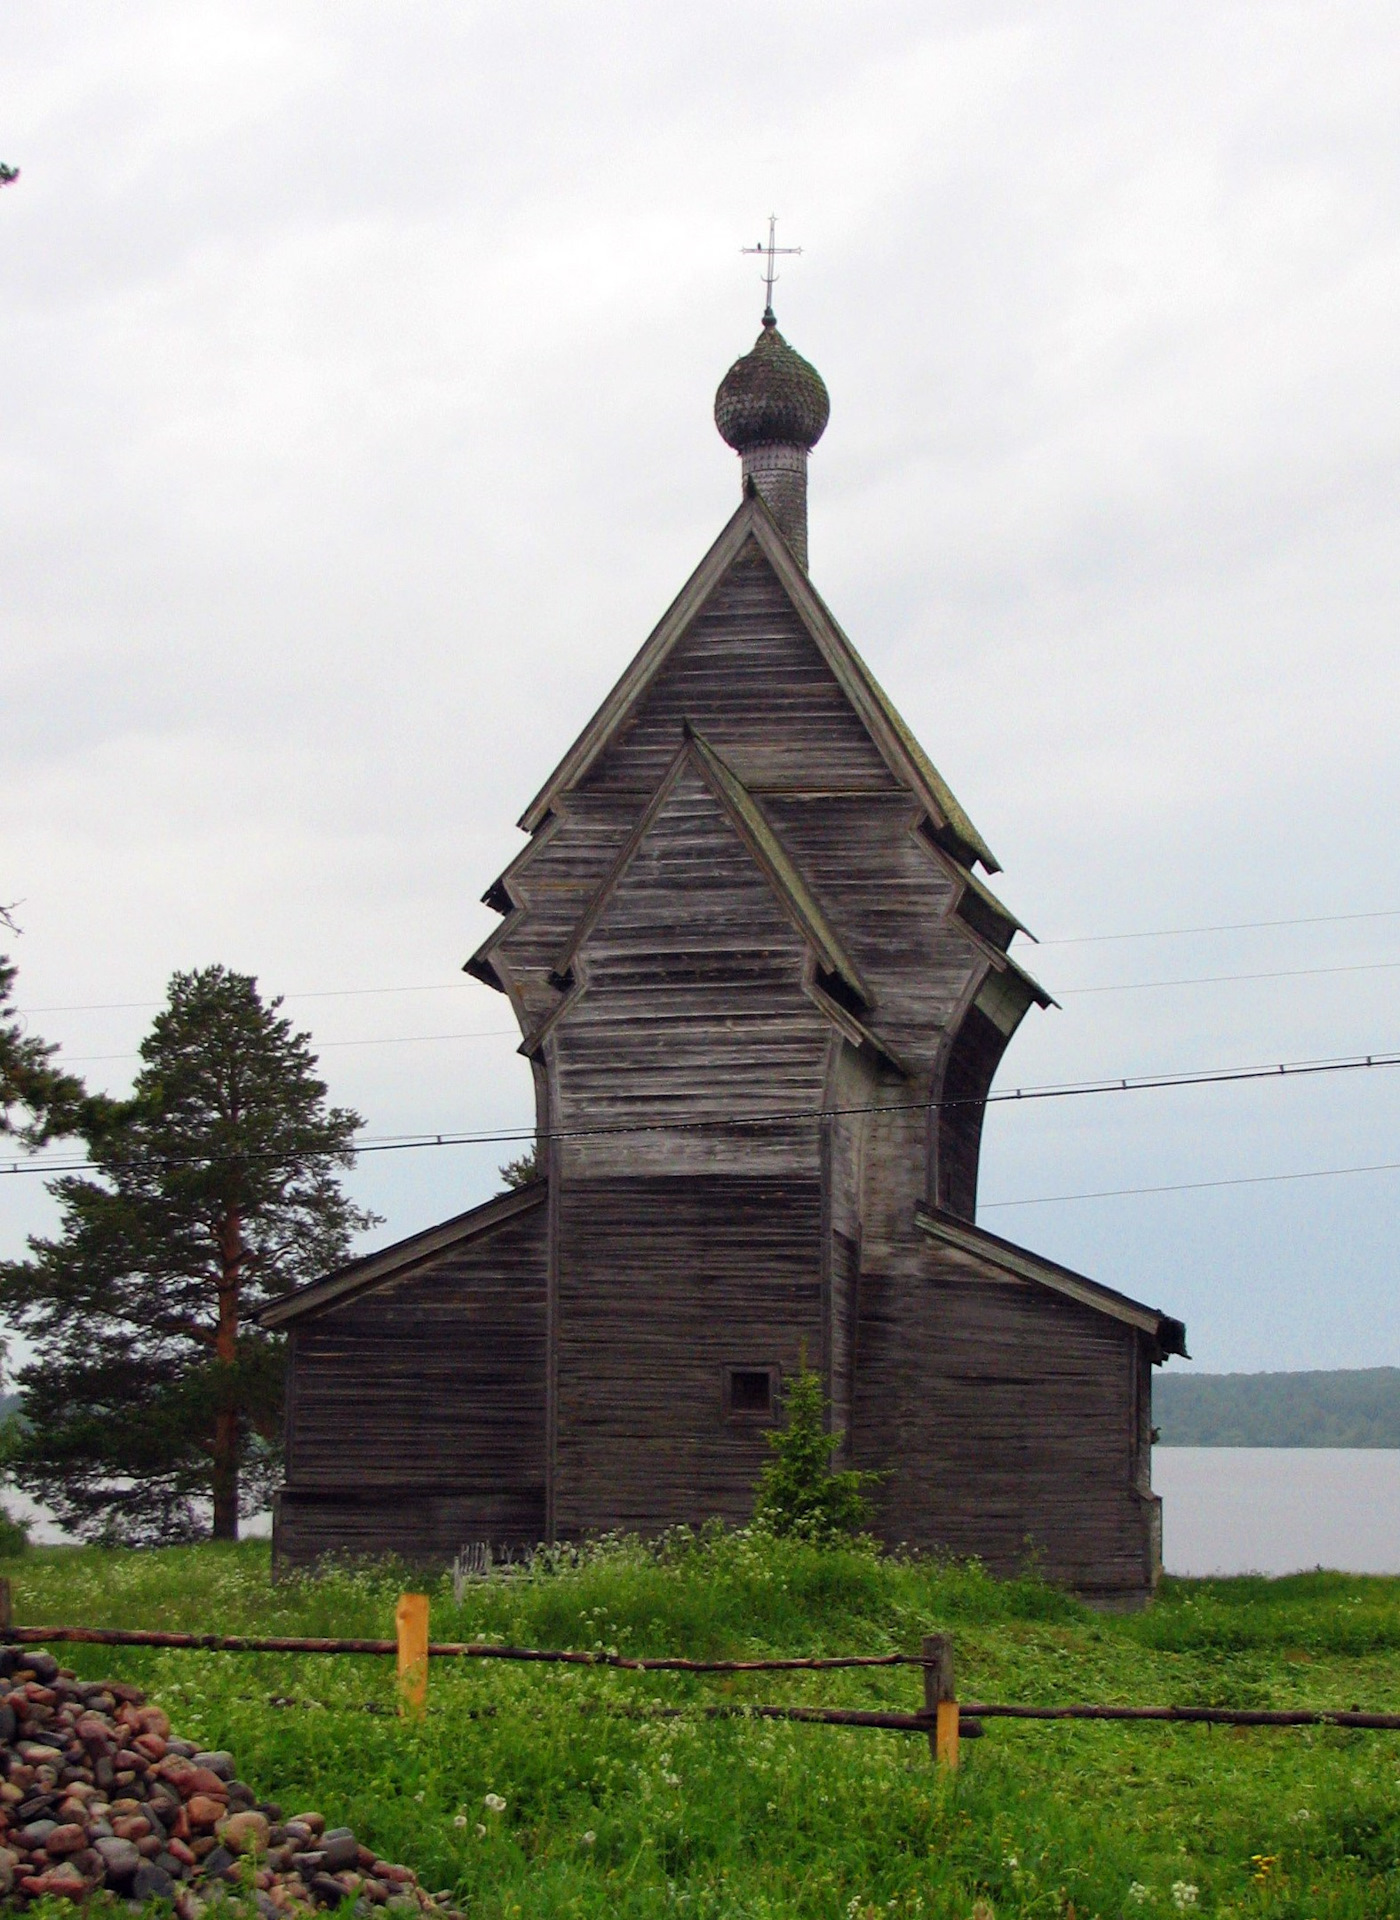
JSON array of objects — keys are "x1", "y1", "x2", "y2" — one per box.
[{"x1": 4, "y1": 1, "x2": 1398, "y2": 1373}]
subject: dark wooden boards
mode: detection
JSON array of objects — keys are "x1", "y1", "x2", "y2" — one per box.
[
  {"x1": 275, "y1": 1199, "x2": 548, "y2": 1569},
  {"x1": 273, "y1": 483, "x2": 1180, "y2": 1606}
]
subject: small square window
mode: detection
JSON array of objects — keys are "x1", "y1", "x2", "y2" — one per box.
[{"x1": 726, "y1": 1366, "x2": 777, "y2": 1416}]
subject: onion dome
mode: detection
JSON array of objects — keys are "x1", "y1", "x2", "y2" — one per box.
[{"x1": 714, "y1": 311, "x2": 830, "y2": 452}]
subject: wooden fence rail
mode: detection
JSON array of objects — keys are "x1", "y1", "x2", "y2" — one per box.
[
  {"x1": 0, "y1": 1624, "x2": 917, "y2": 1672},
  {"x1": 5, "y1": 1587, "x2": 1399, "y2": 1768}
]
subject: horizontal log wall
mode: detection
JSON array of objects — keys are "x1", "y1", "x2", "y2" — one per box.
[
  {"x1": 554, "y1": 1175, "x2": 824, "y2": 1537},
  {"x1": 580, "y1": 546, "x2": 901, "y2": 799},
  {"x1": 550, "y1": 766, "x2": 834, "y2": 1179},
  {"x1": 276, "y1": 1202, "x2": 548, "y2": 1568},
  {"x1": 852, "y1": 1254, "x2": 1153, "y2": 1602}
]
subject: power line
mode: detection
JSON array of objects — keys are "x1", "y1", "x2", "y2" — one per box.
[
  {"x1": 14, "y1": 907, "x2": 1400, "y2": 1018},
  {"x1": 1039, "y1": 907, "x2": 1400, "y2": 946},
  {"x1": 17, "y1": 983, "x2": 473, "y2": 1016},
  {"x1": 981, "y1": 1159, "x2": 1400, "y2": 1210},
  {"x1": 1060, "y1": 957, "x2": 1400, "y2": 996},
  {"x1": 45, "y1": 958, "x2": 1400, "y2": 1062},
  {"x1": 59, "y1": 1029, "x2": 517, "y2": 1065},
  {"x1": 5, "y1": 1048, "x2": 1397, "y2": 1179}
]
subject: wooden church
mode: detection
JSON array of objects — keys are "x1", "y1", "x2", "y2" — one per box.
[{"x1": 265, "y1": 303, "x2": 1186, "y2": 1605}]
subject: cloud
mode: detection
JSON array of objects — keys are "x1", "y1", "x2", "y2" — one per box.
[{"x1": 3, "y1": 1, "x2": 1398, "y2": 1368}]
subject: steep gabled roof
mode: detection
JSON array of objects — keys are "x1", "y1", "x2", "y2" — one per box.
[
  {"x1": 915, "y1": 1206, "x2": 1188, "y2": 1358},
  {"x1": 520, "y1": 734, "x2": 909, "y2": 1071},
  {"x1": 259, "y1": 1181, "x2": 547, "y2": 1330},
  {"x1": 517, "y1": 491, "x2": 1001, "y2": 873},
  {"x1": 550, "y1": 730, "x2": 871, "y2": 1005}
]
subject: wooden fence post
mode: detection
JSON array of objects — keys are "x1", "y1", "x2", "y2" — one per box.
[
  {"x1": 923, "y1": 1632, "x2": 959, "y2": 1770},
  {"x1": 396, "y1": 1593, "x2": 429, "y2": 1721}
]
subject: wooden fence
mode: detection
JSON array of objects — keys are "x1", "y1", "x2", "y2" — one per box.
[{"x1": 5, "y1": 1586, "x2": 1399, "y2": 1770}]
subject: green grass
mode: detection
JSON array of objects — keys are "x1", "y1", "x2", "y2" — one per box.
[{"x1": 7, "y1": 1535, "x2": 1400, "y2": 1919}]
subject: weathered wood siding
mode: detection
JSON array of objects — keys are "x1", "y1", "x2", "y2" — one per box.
[
  {"x1": 274, "y1": 1200, "x2": 548, "y2": 1568},
  {"x1": 851, "y1": 1247, "x2": 1156, "y2": 1601},
  {"x1": 273, "y1": 514, "x2": 1174, "y2": 1605},
  {"x1": 763, "y1": 794, "x2": 980, "y2": 1075},
  {"x1": 547, "y1": 764, "x2": 836, "y2": 1180},
  {"x1": 579, "y1": 545, "x2": 899, "y2": 799},
  {"x1": 934, "y1": 1004, "x2": 1009, "y2": 1220},
  {"x1": 553, "y1": 1175, "x2": 824, "y2": 1538}
]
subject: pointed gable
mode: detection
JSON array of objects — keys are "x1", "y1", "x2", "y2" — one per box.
[
  {"x1": 517, "y1": 494, "x2": 1000, "y2": 871},
  {"x1": 526, "y1": 745, "x2": 902, "y2": 1176}
]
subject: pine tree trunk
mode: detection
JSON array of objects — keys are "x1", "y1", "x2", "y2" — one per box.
[{"x1": 213, "y1": 1208, "x2": 243, "y2": 1541}]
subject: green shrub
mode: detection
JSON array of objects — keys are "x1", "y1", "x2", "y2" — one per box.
[{"x1": 752, "y1": 1365, "x2": 881, "y2": 1544}]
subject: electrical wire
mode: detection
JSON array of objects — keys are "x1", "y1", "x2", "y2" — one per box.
[
  {"x1": 42, "y1": 956, "x2": 1400, "y2": 1063},
  {"x1": 14, "y1": 907, "x2": 1400, "y2": 1017},
  {"x1": 1060, "y1": 957, "x2": 1400, "y2": 995},
  {"x1": 1039, "y1": 907, "x2": 1400, "y2": 946},
  {"x1": 4, "y1": 1048, "x2": 1397, "y2": 1178},
  {"x1": 981, "y1": 1159, "x2": 1400, "y2": 1210},
  {"x1": 59, "y1": 1029, "x2": 517, "y2": 1065}
]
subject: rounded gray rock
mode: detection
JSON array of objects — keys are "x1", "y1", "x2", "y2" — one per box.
[
  {"x1": 320, "y1": 1830, "x2": 359, "y2": 1872},
  {"x1": 131, "y1": 1861, "x2": 175, "y2": 1901},
  {"x1": 96, "y1": 1837, "x2": 142, "y2": 1883}
]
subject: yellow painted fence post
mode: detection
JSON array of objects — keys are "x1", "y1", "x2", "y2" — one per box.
[
  {"x1": 396, "y1": 1592, "x2": 429, "y2": 1720},
  {"x1": 923, "y1": 1632, "x2": 959, "y2": 1769}
]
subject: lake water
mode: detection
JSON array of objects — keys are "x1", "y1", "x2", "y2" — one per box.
[
  {"x1": 1155, "y1": 1448, "x2": 1400, "y2": 1576},
  {"x1": 9, "y1": 1452, "x2": 1400, "y2": 1574}
]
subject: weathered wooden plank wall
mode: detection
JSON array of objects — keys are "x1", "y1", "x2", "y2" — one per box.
[
  {"x1": 853, "y1": 1259, "x2": 1154, "y2": 1599},
  {"x1": 553, "y1": 1175, "x2": 824, "y2": 1537},
  {"x1": 275, "y1": 1202, "x2": 548, "y2": 1568},
  {"x1": 548, "y1": 765, "x2": 835, "y2": 1180}
]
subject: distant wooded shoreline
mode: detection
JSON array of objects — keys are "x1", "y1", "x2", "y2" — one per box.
[{"x1": 1156, "y1": 1368, "x2": 1400, "y2": 1448}]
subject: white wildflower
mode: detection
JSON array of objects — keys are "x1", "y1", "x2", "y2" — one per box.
[
  {"x1": 484, "y1": 1793, "x2": 507, "y2": 1814},
  {"x1": 582, "y1": 1831, "x2": 596, "y2": 1847},
  {"x1": 474, "y1": 1824, "x2": 486, "y2": 1839},
  {"x1": 1171, "y1": 1886, "x2": 1198, "y2": 1912},
  {"x1": 1128, "y1": 1886, "x2": 1152, "y2": 1907},
  {"x1": 1289, "y1": 1807, "x2": 1312, "y2": 1825},
  {"x1": 414, "y1": 1791, "x2": 425, "y2": 1803},
  {"x1": 452, "y1": 1815, "x2": 468, "y2": 1829}
]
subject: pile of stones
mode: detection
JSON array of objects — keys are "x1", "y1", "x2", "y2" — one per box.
[{"x1": 0, "y1": 1648, "x2": 462, "y2": 1916}]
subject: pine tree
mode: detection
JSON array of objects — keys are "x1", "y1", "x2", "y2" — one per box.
[
  {"x1": 0, "y1": 966, "x2": 379, "y2": 1543},
  {"x1": 752, "y1": 1363, "x2": 882, "y2": 1544},
  {"x1": 0, "y1": 951, "x2": 89, "y2": 1145}
]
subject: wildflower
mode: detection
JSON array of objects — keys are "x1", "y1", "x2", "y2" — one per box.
[
  {"x1": 1171, "y1": 1886, "x2": 1198, "y2": 1912},
  {"x1": 1127, "y1": 1887, "x2": 1151, "y2": 1906},
  {"x1": 414, "y1": 1791, "x2": 425, "y2": 1803},
  {"x1": 1250, "y1": 1856, "x2": 1277, "y2": 1884},
  {"x1": 484, "y1": 1793, "x2": 507, "y2": 1813},
  {"x1": 1288, "y1": 1807, "x2": 1312, "y2": 1824},
  {"x1": 662, "y1": 1772, "x2": 680, "y2": 1787},
  {"x1": 452, "y1": 1815, "x2": 469, "y2": 1829},
  {"x1": 475, "y1": 1825, "x2": 486, "y2": 1839},
  {"x1": 1004, "y1": 1855, "x2": 1018, "y2": 1870},
  {"x1": 582, "y1": 1832, "x2": 596, "y2": 1847}
]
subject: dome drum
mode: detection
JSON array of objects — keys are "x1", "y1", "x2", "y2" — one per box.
[{"x1": 714, "y1": 316, "x2": 830, "y2": 571}]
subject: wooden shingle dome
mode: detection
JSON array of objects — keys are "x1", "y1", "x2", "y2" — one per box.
[{"x1": 714, "y1": 312, "x2": 830, "y2": 452}]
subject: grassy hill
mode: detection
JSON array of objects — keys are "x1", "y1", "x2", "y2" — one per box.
[
  {"x1": 4, "y1": 1535, "x2": 1399, "y2": 1917},
  {"x1": 1156, "y1": 1366, "x2": 1400, "y2": 1447}
]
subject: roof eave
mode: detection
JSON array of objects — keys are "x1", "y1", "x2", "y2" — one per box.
[
  {"x1": 914, "y1": 1205, "x2": 1188, "y2": 1355},
  {"x1": 260, "y1": 1181, "x2": 548, "y2": 1330}
]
